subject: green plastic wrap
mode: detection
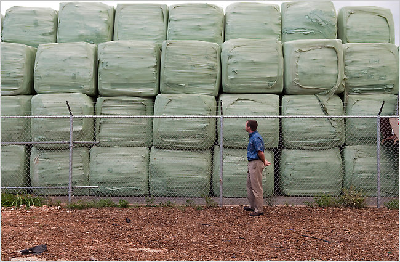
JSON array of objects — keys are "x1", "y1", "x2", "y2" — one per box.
[
  {"x1": 34, "y1": 42, "x2": 97, "y2": 95},
  {"x1": 281, "y1": 1, "x2": 337, "y2": 42},
  {"x1": 212, "y1": 146, "x2": 274, "y2": 197},
  {"x1": 221, "y1": 39, "x2": 283, "y2": 94},
  {"x1": 344, "y1": 43, "x2": 399, "y2": 94},
  {"x1": 153, "y1": 94, "x2": 216, "y2": 150},
  {"x1": 344, "y1": 145, "x2": 398, "y2": 197},
  {"x1": 95, "y1": 97, "x2": 153, "y2": 147},
  {"x1": 98, "y1": 41, "x2": 160, "y2": 97},
  {"x1": 282, "y1": 95, "x2": 345, "y2": 149},
  {"x1": 89, "y1": 147, "x2": 149, "y2": 196},
  {"x1": 160, "y1": 40, "x2": 220, "y2": 96},
  {"x1": 280, "y1": 148, "x2": 343, "y2": 196},
  {"x1": 218, "y1": 94, "x2": 279, "y2": 148},
  {"x1": 1, "y1": 42, "x2": 36, "y2": 95},
  {"x1": 167, "y1": 3, "x2": 224, "y2": 44},
  {"x1": 283, "y1": 39, "x2": 345, "y2": 95},
  {"x1": 1, "y1": 6, "x2": 57, "y2": 47},
  {"x1": 1, "y1": 95, "x2": 31, "y2": 142},
  {"x1": 338, "y1": 6, "x2": 395, "y2": 44},
  {"x1": 57, "y1": 2, "x2": 113, "y2": 44},
  {"x1": 114, "y1": 4, "x2": 167, "y2": 43},
  {"x1": 224, "y1": 2, "x2": 281, "y2": 41},
  {"x1": 30, "y1": 147, "x2": 90, "y2": 195},
  {"x1": 149, "y1": 147, "x2": 211, "y2": 197},
  {"x1": 346, "y1": 94, "x2": 398, "y2": 145},
  {"x1": 31, "y1": 93, "x2": 94, "y2": 149},
  {"x1": 1, "y1": 145, "x2": 27, "y2": 188}
]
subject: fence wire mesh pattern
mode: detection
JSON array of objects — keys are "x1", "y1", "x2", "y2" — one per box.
[{"x1": 1, "y1": 114, "x2": 399, "y2": 207}]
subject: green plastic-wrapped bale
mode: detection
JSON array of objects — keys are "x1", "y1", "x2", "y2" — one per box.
[
  {"x1": 167, "y1": 3, "x2": 224, "y2": 44},
  {"x1": 30, "y1": 147, "x2": 90, "y2": 195},
  {"x1": 344, "y1": 145, "x2": 398, "y2": 197},
  {"x1": 221, "y1": 39, "x2": 283, "y2": 94},
  {"x1": 1, "y1": 95, "x2": 31, "y2": 143},
  {"x1": 1, "y1": 42, "x2": 36, "y2": 95},
  {"x1": 280, "y1": 148, "x2": 343, "y2": 196},
  {"x1": 153, "y1": 94, "x2": 216, "y2": 150},
  {"x1": 344, "y1": 43, "x2": 399, "y2": 94},
  {"x1": 338, "y1": 6, "x2": 395, "y2": 44},
  {"x1": 218, "y1": 94, "x2": 279, "y2": 148},
  {"x1": 224, "y1": 2, "x2": 281, "y2": 41},
  {"x1": 282, "y1": 95, "x2": 344, "y2": 149},
  {"x1": 114, "y1": 4, "x2": 167, "y2": 43},
  {"x1": 346, "y1": 94, "x2": 398, "y2": 145},
  {"x1": 160, "y1": 40, "x2": 220, "y2": 96},
  {"x1": 95, "y1": 97, "x2": 153, "y2": 147},
  {"x1": 57, "y1": 2, "x2": 113, "y2": 44},
  {"x1": 31, "y1": 93, "x2": 94, "y2": 149},
  {"x1": 34, "y1": 42, "x2": 97, "y2": 95},
  {"x1": 1, "y1": 145, "x2": 27, "y2": 189},
  {"x1": 98, "y1": 41, "x2": 160, "y2": 97},
  {"x1": 89, "y1": 147, "x2": 149, "y2": 196},
  {"x1": 149, "y1": 147, "x2": 211, "y2": 197},
  {"x1": 283, "y1": 39, "x2": 344, "y2": 95},
  {"x1": 213, "y1": 146, "x2": 274, "y2": 197},
  {"x1": 1, "y1": 6, "x2": 57, "y2": 47},
  {"x1": 281, "y1": 1, "x2": 336, "y2": 42}
]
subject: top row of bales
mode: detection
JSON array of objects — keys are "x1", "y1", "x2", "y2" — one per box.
[{"x1": 1, "y1": 1, "x2": 396, "y2": 47}]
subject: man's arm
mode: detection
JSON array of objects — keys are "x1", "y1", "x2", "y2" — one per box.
[{"x1": 257, "y1": 151, "x2": 271, "y2": 166}]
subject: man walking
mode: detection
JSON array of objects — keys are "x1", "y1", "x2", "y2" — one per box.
[{"x1": 244, "y1": 120, "x2": 271, "y2": 216}]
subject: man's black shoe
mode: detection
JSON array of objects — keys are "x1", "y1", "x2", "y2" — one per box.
[
  {"x1": 249, "y1": 212, "x2": 263, "y2": 216},
  {"x1": 243, "y1": 206, "x2": 255, "y2": 211}
]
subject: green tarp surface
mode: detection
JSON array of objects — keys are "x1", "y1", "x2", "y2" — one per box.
[
  {"x1": 344, "y1": 145, "x2": 399, "y2": 197},
  {"x1": 282, "y1": 95, "x2": 345, "y2": 149},
  {"x1": 1, "y1": 42, "x2": 36, "y2": 95},
  {"x1": 280, "y1": 148, "x2": 343, "y2": 196},
  {"x1": 281, "y1": 1, "x2": 337, "y2": 42},
  {"x1": 114, "y1": 4, "x2": 167, "y2": 43},
  {"x1": 283, "y1": 39, "x2": 344, "y2": 95},
  {"x1": 338, "y1": 6, "x2": 395, "y2": 44},
  {"x1": 221, "y1": 39, "x2": 283, "y2": 94},
  {"x1": 34, "y1": 42, "x2": 97, "y2": 95},
  {"x1": 1, "y1": 95, "x2": 31, "y2": 142},
  {"x1": 57, "y1": 2, "x2": 113, "y2": 44},
  {"x1": 213, "y1": 147, "x2": 274, "y2": 197},
  {"x1": 224, "y1": 2, "x2": 281, "y2": 41},
  {"x1": 344, "y1": 43, "x2": 399, "y2": 94},
  {"x1": 31, "y1": 93, "x2": 94, "y2": 149},
  {"x1": 1, "y1": 6, "x2": 57, "y2": 47},
  {"x1": 167, "y1": 3, "x2": 224, "y2": 44},
  {"x1": 98, "y1": 41, "x2": 160, "y2": 97},
  {"x1": 149, "y1": 147, "x2": 212, "y2": 197},
  {"x1": 160, "y1": 40, "x2": 220, "y2": 96},
  {"x1": 218, "y1": 94, "x2": 279, "y2": 148},
  {"x1": 30, "y1": 147, "x2": 90, "y2": 195},
  {"x1": 346, "y1": 94, "x2": 398, "y2": 145},
  {"x1": 1, "y1": 145, "x2": 27, "y2": 188},
  {"x1": 153, "y1": 94, "x2": 216, "y2": 150},
  {"x1": 95, "y1": 97, "x2": 153, "y2": 147},
  {"x1": 89, "y1": 147, "x2": 149, "y2": 196}
]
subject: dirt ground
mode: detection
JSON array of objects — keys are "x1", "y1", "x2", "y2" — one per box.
[{"x1": 1, "y1": 205, "x2": 399, "y2": 261}]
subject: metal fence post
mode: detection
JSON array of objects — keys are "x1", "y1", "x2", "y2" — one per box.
[
  {"x1": 219, "y1": 115, "x2": 224, "y2": 207},
  {"x1": 66, "y1": 101, "x2": 73, "y2": 204},
  {"x1": 376, "y1": 101, "x2": 385, "y2": 208}
]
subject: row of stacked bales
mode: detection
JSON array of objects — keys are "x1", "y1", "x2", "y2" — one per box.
[{"x1": 1, "y1": 1, "x2": 398, "y2": 198}]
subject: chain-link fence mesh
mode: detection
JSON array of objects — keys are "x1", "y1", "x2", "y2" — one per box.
[{"x1": 1, "y1": 113, "x2": 399, "y2": 207}]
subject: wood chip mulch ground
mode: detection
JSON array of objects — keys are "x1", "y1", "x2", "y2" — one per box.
[{"x1": 1, "y1": 205, "x2": 398, "y2": 261}]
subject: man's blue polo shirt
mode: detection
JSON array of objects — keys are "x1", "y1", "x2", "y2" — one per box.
[{"x1": 247, "y1": 131, "x2": 265, "y2": 161}]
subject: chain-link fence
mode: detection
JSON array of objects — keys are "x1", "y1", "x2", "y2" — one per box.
[{"x1": 1, "y1": 113, "x2": 399, "y2": 207}]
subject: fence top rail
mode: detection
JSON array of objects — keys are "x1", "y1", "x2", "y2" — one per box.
[{"x1": 1, "y1": 115, "x2": 399, "y2": 119}]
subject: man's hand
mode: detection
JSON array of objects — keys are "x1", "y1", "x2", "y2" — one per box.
[{"x1": 264, "y1": 160, "x2": 271, "y2": 167}]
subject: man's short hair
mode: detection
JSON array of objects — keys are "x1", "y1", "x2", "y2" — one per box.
[{"x1": 247, "y1": 120, "x2": 258, "y2": 131}]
